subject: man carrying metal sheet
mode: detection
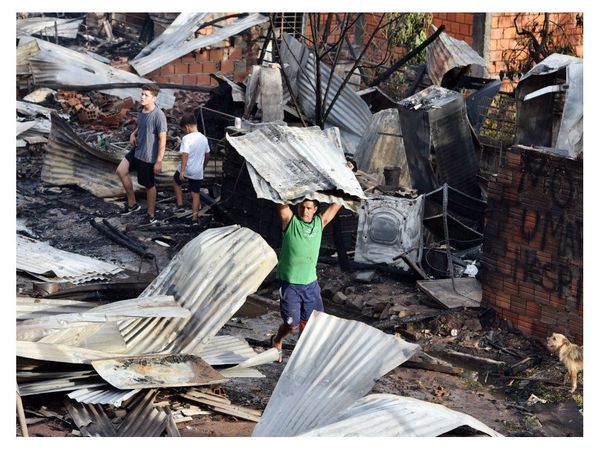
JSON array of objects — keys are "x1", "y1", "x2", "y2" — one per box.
[
  {"x1": 271, "y1": 199, "x2": 343, "y2": 361},
  {"x1": 116, "y1": 83, "x2": 167, "y2": 224}
]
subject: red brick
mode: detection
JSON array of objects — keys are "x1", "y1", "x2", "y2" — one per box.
[
  {"x1": 457, "y1": 13, "x2": 466, "y2": 24},
  {"x1": 182, "y1": 75, "x2": 196, "y2": 85},
  {"x1": 447, "y1": 13, "x2": 456, "y2": 21},
  {"x1": 210, "y1": 48, "x2": 224, "y2": 60},
  {"x1": 203, "y1": 62, "x2": 218, "y2": 73},
  {"x1": 464, "y1": 13, "x2": 473, "y2": 25},
  {"x1": 221, "y1": 60, "x2": 235, "y2": 73},
  {"x1": 503, "y1": 27, "x2": 517, "y2": 39},
  {"x1": 181, "y1": 53, "x2": 195, "y2": 63},
  {"x1": 196, "y1": 74, "x2": 211, "y2": 86},
  {"x1": 160, "y1": 64, "x2": 175, "y2": 75},
  {"x1": 228, "y1": 48, "x2": 242, "y2": 61},
  {"x1": 491, "y1": 28, "x2": 503, "y2": 40},
  {"x1": 174, "y1": 63, "x2": 188, "y2": 74},
  {"x1": 188, "y1": 63, "x2": 204, "y2": 74},
  {"x1": 459, "y1": 23, "x2": 470, "y2": 36},
  {"x1": 167, "y1": 74, "x2": 184, "y2": 84}
]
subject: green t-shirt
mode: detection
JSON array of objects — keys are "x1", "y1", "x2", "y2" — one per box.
[{"x1": 277, "y1": 214, "x2": 323, "y2": 284}]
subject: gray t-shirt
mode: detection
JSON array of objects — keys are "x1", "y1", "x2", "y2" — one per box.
[{"x1": 134, "y1": 107, "x2": 168, "y2": 163}]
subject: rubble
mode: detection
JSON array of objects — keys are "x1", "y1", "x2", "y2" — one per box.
[{"x1": 15, "y1": 12, "x2": 583, "y2": 438}]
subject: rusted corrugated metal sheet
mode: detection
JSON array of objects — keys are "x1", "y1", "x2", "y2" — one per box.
[
  {"x1": 18, "y1": 37, "x2": 176, "y2": 109},
  {"x1": 42, "y1": 113, "x2": 178, "y2": 197},
  {"x1": 279, "y1": 33, "x2": 373, "y2": 155},
  {"x1": 17, "y1": 17, "x2": 83, "y2": 39},
  {"x1": 426, "y1": 25, "x2": 488, "y2": 86},
  {"x1": 252, "y1": 310, "x2": 419, "y2": 436},
  {"x1": 300, "y1": 394, "x2": 502, "y2": 436},
  {"x1": 17, "y1": 234, "x2": 123, "y2": 284},
  {"x1": 131, "y1": 13, "x2": 268, "y2": 76},
  {"x1": 119, "y1": 225, "x2": 278, "y2": 355},
  {"x1": 226, "y1": 124, "x2": 366, "y2": 212}
]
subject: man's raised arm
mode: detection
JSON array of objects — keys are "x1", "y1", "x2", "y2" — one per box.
[
  {"x1": 277, "y1": 203, "x2": 293, "y2": 230},
  {"x1": 320, "y1": 203, "x2": 343, "y2": 229}
]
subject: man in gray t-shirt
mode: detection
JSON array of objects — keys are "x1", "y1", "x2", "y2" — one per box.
[{"x1": 116, "y1": 83, "x2": 167, "y2": 224}]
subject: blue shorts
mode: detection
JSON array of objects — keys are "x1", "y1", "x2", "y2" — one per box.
[{"x1": 279, "y1": 280, "x2": 323, "y2": 327}]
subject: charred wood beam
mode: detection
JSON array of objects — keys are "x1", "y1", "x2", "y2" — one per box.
[
  {"x1": 89, "y1": 219, "x2": 155, "y2": 260},
  {"x1": 369, "y1": 24, "x2": 445, "y2": 88},
  {"x1": 318, "y1": 256, "x2": 415, "y2": 280},
  {"x1": 371, "y1": 306, "x2": 466, "y2": 330}
]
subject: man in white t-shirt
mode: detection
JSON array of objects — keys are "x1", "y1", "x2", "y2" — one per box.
[{"x1": 172, "y1": 113, "x2": 211, "y2": 223}]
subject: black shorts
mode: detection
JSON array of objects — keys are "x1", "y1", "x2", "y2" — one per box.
[
  {"x1": 173, "y1": 170, "x2": 202, "y2": 193},
  {"x1": 125, "y1": 149, "x2": 155, "y2": 188}
]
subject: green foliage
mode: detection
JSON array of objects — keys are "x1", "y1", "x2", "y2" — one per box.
[{"x1": 385, "y1": 13, "x2": 433, "y2": 65}]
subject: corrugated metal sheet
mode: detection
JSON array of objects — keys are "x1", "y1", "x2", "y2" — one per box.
[
  {"x1": 16, "y1": 121, "x2": 36, "y2": 137},
  {"x1": 131, "y1": 13, "x2": 268, "y2": 76},
  {"x1": 252, "y1": 310, "x2": 420, "y2": 436},
  {"x1": 68, "y1": 387, "x2": 140, "y2": 407},
  {"x1": 219, "y1": 347, "x2": 280, "y2": 377},
  {"x1": 279, "y1": 33, "x2": 373, "y2": 155},
  {"x1": 117, "y1": 390, "x2": 168, "y2": 437},
  {"x1": 42, "y1": 113, "x2": 178, "y2": 197},
  {"x1": 426, "y1": 25, "x2": 488, "y2": 86},
  {"x1": 65, "y1": 399, "x2": 117, "y2": 437},
  {"x1": 353, "y1": 108, "x2": 405, "y2": 184},
  {"x1": 16, "y1": 341, "x2": 120, "y2": 364},
  {"x1": 91, "y1": 354, "x2": 225, "y2": 389},
  {"x1": 133, "y1": 13, "x2": 209, "y2": 61},
  {"x1": 18, "y1": 37, "x2": 176, "y2": 109},
  {"x1": 17, "y1": 295, "x2": 189, "y2": 342},
  {"x1": 226, "y1": 124, "x2": 366, "y2": 212},
  {"x1": 195, "y1": 335, "x2": 259, "y2": 365},
  {"x1": 17, "y1": 17, "x2": 83, "y2": 39},
  {"x1": 17, "y1": 234, "x2": 123, "y2": 284},
  {"x1": 119, "y1": 225, "x2": 278, "y2": 355},
  {"x1": 18, "y1": 371, "x2": 106, "y2": 396},
  {"x1": 300, "y1": 393, "x2": 502, "y2": 437},
  {"x1": 17, "y1": 100, "x2": 68, "y2": 120},
  {"x1": 354, "y1": 194, "x2": 424, "y2": 271}
]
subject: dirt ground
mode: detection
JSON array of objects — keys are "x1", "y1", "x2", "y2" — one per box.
[{"x1": 16, "y1": 144, "x2": 583, "y2": 437}]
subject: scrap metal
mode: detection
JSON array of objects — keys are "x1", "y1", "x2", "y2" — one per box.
[
  {"x1": 279, "y1": 33, "x2": 373, "y2": 155},
  {"x1": 17, "y1": 37, "x2": 176, "y2": 109},
  {"x1": 17, "y1": 17, "x2": 83, "y2": 39},
  {"x1": 67, "y1": 387, "x2": 140, "y2": 408},
  {"x1": 516, "y1": 53, "x2": 583, "y2": 158},
  {"x1": 226, "y1": 124, "x2": 366, "y2": 212},
  {"x1": 131, "y1": 13, "x2": 268, "y2": 76},
  {"x1": 17, "y1": 234, "x2": 123, "y2": 284},
  {"x1": 119, "y1": 225, "x2": 278, "y2": 355},
  {"x1": 354, "y1": 194, "x2": 424, "y2": 272},
  {"x1": 252, "y1": 310, "x2": 419, "y2": 436},
  {"x1": 353, "y1": 108, "x2": 406, "y2": 184},
  {"x1": 426, "y1": 24, "x2": 488, "y2": 86},
  {"x1": 300, "y1": 393, "x2": 502, "y2": 436}
]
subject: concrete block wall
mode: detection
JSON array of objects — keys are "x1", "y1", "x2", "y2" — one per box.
[{"x1": 482, "y1": 146, "x2": 583, "y2": 344}]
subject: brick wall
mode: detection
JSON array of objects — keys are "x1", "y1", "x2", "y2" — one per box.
[
  {"x1": 146, "y1": 35, "x2": 250, "y2": 86},
  {"x1": 482, "y1": 146, "x2": 583, "y2": 344},
  {"x1": 488, "y1": 13, "x2": 583, "y2": 78},
  {"x1": 432, "y1": 13, "x2": 474, "y2": 46}
]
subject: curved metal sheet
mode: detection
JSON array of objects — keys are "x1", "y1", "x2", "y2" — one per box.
[
  {"x1": 131, "y1": 14, "x2": 268, "y2": 76},
  {"x1": 252, "y1": 310, "x2": 420, "y2": 436},
  {"x1": 17, "y1": 234, "x2": 122, "y2": 284},
  {"x1": 226, "y1": 124, "x2": 365, "y2": 212},
  {"x1": 300, "y1": 393, "x2": 502, "y2": 437},
  {"x1": 17, "y1": 17, "x2": 83, "y2": 39},
  {"x1": 427, "y1": 25, "x2": 488, "y2": 86},
  {"x1": 68, "y1": 387, "x2": 140, "y2": 407},
  {"x1": 18, "y1": 37, "x2": 175, "y2": 109},
  {"x1": 119, "y1": 225, "x2": 278, "y2": 355}
]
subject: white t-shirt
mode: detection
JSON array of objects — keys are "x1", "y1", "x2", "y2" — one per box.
[{"x1": 176, "y1": 132, "x2": 210, "y2": 180}]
